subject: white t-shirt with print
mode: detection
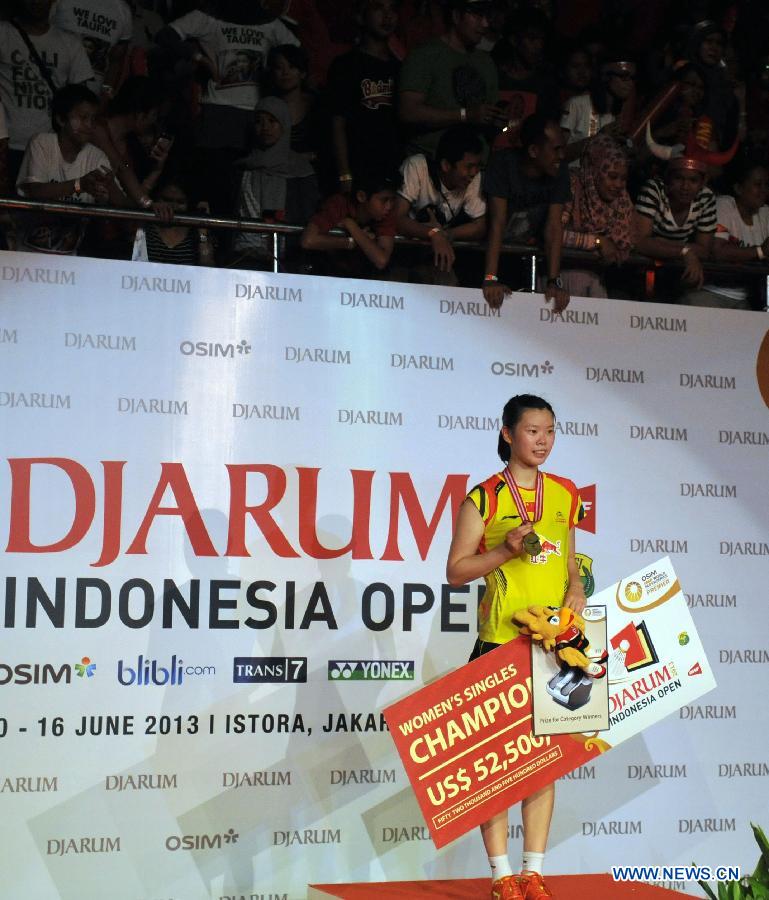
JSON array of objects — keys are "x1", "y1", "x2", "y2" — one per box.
[
  {"x1": 0, "y1": 22, "x2": 93, "y2": 150},
  {"x1": 706, "y1": 194, "x2": 769, "y2": 301},
  {"x1": 15, "y1": 131, "x2": 111, "y2": 255},
  {"x1": 170, "y1": 11, "x2": 299, "y2": 110},
  {"x1": 17, "y1": 131, "x2": 111, "y2": 202},
  {"x1": 399, "y1": 154, "x2": 486, "y2": 225},
  {"x1": 560, "y1": 93, "x2": 614, "y2": 167},
  {"x1": 54, "y1": 0, "x2": 133, "y2": 90}
]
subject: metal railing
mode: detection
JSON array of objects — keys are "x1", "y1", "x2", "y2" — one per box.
[{"x1": 1, "y1": 196, "x2": 767, "y2": 305}]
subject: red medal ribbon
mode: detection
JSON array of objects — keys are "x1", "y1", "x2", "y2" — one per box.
[{"x1": 501, "y1": 467, "x2": 543, "y2": 525}]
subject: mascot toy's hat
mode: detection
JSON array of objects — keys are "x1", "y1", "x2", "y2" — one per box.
[{"x1": 645, "y1": 116, "x2": 738, "y2": 173}]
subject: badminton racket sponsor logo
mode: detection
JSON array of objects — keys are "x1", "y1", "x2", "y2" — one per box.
[{"x1": 328, "y1": 660, "x2": 414, "y2": 681}]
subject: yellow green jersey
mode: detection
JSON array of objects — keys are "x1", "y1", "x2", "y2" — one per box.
[{"x1": 468, "y1": 470, "x2": 584, "y2": 644}]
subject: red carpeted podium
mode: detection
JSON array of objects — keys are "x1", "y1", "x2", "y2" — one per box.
[{"x1": 308, "y1": 875, "x2": 691, "y2": 898}]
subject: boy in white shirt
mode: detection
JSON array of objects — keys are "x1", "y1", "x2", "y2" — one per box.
[{"x1": 395, "y1": 124, "x2": 486, "y2": 284}]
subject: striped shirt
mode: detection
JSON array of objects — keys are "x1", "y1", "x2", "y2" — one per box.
[
  {"x1": 145, "y1": 227, "x2": 200, "y2": 265},
  {"x1": 635, "y1": 177, "x2": 716, "y2": 242}
]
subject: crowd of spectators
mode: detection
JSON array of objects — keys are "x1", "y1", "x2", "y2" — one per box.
[{"x1": 1, "y1": 0, "x2": 769, "y2": 309}]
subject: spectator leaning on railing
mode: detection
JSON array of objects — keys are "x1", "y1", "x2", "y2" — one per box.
[
  {"x1": 634, "y1": 117, "x2": 737, "y2": 304},
  {"x1": 394, "y1": 123, "x2": 485, "y2": 285},
  {"x1": 89, "y1": 76, "x2": 173, "y2": 217},
  {"x1": 132, "y1": 169, "x2": 215, "y2": 268},
  {"x1": 633, "y1": 164, "x2": 715, "y2": 299},
  {"x1": 301, "y1": 169, "x2": 399, "y2": 278},
  {"x1": 15, "y1": 84, "x2": 123, "y2": 255},
  {"x1": 228, "y1": 96, "x2": 318, "y2": 272},
  {"x1": 560, "y1": 133, "x2": 633, "y2": 298},
  {"x1": 703, "y1": 157, "x2": 769, "y2": 310}
]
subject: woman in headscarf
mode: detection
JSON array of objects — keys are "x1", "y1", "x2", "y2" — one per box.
[
  {"x1": 560, "y1": 132, "x2": 633, "y2": 297},
  {"x1": 228, "y1": 96, "x2": 319, "y2": 270}
]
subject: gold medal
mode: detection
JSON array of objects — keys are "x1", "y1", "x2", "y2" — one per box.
[
  {"x1": 502, "y1": 468, "x2": 544, "y2": 558},
  {"x1": 522, "y1": 532, "x2": 542, "y2": 557}
]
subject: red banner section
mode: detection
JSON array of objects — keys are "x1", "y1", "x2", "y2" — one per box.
[{"x1": 383, "y1": 638, "x2": 608, "y2": 848}]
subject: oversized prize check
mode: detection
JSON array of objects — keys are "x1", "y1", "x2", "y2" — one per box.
[{"x1": 383, "y1": 557, "x2": 716, "y2": 848}]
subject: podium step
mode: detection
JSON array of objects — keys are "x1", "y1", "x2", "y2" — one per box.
[{"x1": 308, "y1": 875, "x2": 691, "y2": 899}]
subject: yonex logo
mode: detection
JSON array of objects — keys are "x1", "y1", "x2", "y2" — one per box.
[{"x1": 328, "y1": 661, "x2": 414, "y2": 681}]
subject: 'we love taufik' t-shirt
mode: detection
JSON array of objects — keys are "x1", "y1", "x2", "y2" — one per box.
[
  {"x1": 170, "y1": 11, "x2": 299, "y2": 110},
  {"x1": 54, "y1": 0, "x2": 133, "y2": 91}
]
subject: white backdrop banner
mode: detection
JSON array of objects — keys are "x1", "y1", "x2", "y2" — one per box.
[{"x1": 0, "y1": 250, "x2": 768, "y2": 900}]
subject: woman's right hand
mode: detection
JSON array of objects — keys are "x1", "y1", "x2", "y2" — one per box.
[{"x1": 503, "y1": 521, "x2": 535, "y2": 557}]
